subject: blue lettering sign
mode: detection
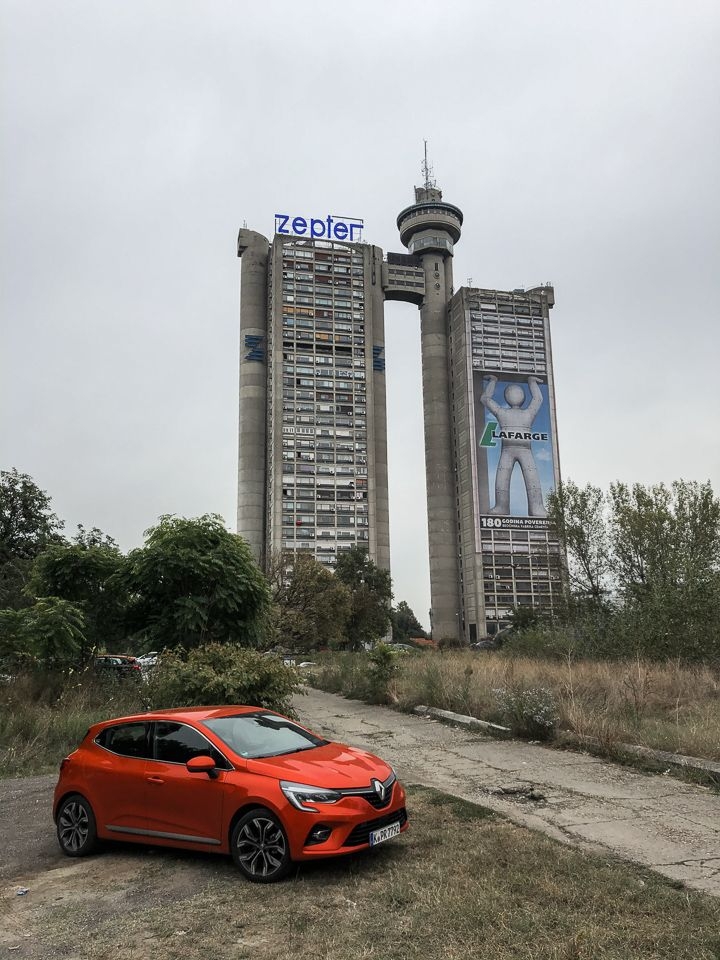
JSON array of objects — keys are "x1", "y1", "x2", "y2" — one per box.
[{"x1": 275, "y1": 213, "x2": 363, "y2": 242}]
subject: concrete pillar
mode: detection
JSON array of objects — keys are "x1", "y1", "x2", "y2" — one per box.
[
  {"x1": 237, "y1": 229, "x2": 269, "y2": 564},
  {"x1": 396, "y1": 187, "x2": 464, "y2": 643},
  {"x1": 418, "y1": 252, "x2": 461, "y2": 642}
]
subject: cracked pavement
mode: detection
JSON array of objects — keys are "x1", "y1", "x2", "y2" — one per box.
[{"x1": 295, "y1": 687, "x2": 720, "y2": 897}]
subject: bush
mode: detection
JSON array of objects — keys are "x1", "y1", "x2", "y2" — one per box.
[
  {"x1": 503, "y1": 624, "x2": 580, "y2": 660},
  {"x1": 308, "y1": 645, "x2": 399, "y2": 705},
  {"x1": 366, "y1": 643, "x2": 398, "y2": 704},
  {"x1": 146, "y1": 643, "x2": 302, "y2": 715},
  {"x1": 493, "y1": 685, "x2": 559, "y2": 741}
]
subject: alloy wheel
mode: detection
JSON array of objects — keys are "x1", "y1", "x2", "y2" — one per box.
[
  {"x1": 234, "y1": 816, "x2": 287, "y2": 879},
  {"x1": 58, "y1": 800, "x2": 90, "y2": 853}
]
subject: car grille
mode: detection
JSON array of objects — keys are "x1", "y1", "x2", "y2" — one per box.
[
  {"x1": 354, "y1": 780, "x2": 394, "y2": 810},
  {"x1": 344, "y1": 807, "x2": 407, "y2": 847},
  {"x1": 339, "y1": 772, "x2": 396, "y2": 810}
]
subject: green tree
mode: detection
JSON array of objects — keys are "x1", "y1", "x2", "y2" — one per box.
[
  {"x1": 267, "y1": 551, "x2": 351, "y2": 652},
  {"x1": 608, "y1": 480, "x2": 720, "y2": 658},
  {"x1": 335, "y1": 546, "x2": 392, "y2": 650},
  {"x1": 120, "y1": 514, "x2": 270, "y2": 650},
  {"x1": 390, "y1": 600, "x2": 427, "y2": 643},
  {"x1": 547, "y1": 480, "x2": 609, "y2": 607},
  {"x1": 28, "y1": 528, "x2": 127, "y2": 657},
  {"x1": 0, "y1": 469, "x2": 65, "y2": 609},
  {"x1": 72, "y1": 524, "x2": 119, "y2": 549},
  {"x1": 609, "y1": 481, "x2": 720, "y2": 598},
  {"x1": 0, "y1": 597, "x2": 86, "y2": 670}
]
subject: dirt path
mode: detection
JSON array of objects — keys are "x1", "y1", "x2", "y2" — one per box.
[{"x1": 294, "y1": 687, "x2": 720, "y2": 897}]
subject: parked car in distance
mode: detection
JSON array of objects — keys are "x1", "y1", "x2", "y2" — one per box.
[
  {"x1": 92, "y1": 655, "x2": 142, "y2": 681},
  {"x1": 54, "y1": 706, "x2": 408, "y2": 883},
  {"x1": 471, "y1": 624, "x2": 514, "y2": 652},
  {"x1": 135, "y1": 651, "x2": 159, "y2": 670}
]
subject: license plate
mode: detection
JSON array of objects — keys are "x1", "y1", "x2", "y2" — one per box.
[{"x1": 369, "y1": 821, "x2": 401, "y2": 846}]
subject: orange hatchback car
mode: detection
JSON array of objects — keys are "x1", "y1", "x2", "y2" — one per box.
[{"x1": 53, "y1": 706, "x2": 408, "y2": 882}]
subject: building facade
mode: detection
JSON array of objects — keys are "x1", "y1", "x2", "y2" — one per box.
[
  {"x1": 237, "y1": 228, "x2": 390, "y2": 574},
  {"x1": 237, "y1": 185, "x2": 564, "y2": 640},
  {"x1": 448, "y1": 285, "x2": 564, "y2": 640}
]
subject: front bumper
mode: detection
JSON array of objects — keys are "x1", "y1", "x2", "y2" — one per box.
[{"x1": 286, "y1": 781, "x2": 409, "y2": 860}]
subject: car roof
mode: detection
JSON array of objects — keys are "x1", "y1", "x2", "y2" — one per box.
[{"x1": 90, "y1": 705, "x2": 275, "y2": 728}]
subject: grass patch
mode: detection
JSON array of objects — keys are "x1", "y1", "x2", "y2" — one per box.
[
  {"x1": 0, "y1": 673, "x2": 146, "y2": 778},
  {"x1": 18, "y1": 786, "x2": 720, "y2": 960},
  {"x1": 310, "y1": 651, "x2": 720, "y2": 764}
]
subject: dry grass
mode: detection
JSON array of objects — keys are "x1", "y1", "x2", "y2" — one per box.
[
  {"x1": 14, "y1": 787, "x2": 720, "y2": 960},
  {"x1": 0, "y1": 674, "x2": 146, "y2": 778},
  {"x1": 312, "y1": 652, "x2": 720, "y2": 761},
  {"x1": 393, "y1": 653, "x2": 720, "y2": 760}
]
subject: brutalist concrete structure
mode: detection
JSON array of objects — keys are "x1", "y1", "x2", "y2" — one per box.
[
  {"x1": 237, "y1": 181, "x2": 563, "y2": 641},
  {"x1": 447, "y1": 284, "x2": 563, "y2": 641},
  {"x1": 238, "y1": 228, "x2": 390, "y2": 574},
  {"x1": 393, "y1": 185, "x2": 464, "y2": 641}
]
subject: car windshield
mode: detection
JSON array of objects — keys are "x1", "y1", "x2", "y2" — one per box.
[{"x1": 203, "y1": 713, "x2": 328, "y2": 760}]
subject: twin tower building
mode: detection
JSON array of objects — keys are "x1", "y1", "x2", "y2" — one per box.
[{"x1": 237, "y1": 181, "x2": 564, "y2": 642}]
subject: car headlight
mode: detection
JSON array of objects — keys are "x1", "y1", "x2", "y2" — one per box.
[{"x1": 280, "y1": 780, "x2": 341, "y2": 812}]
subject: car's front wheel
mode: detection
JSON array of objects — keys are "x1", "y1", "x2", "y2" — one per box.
[
  {"x1": 231, "y1": 808, "x2": 292, "y2": 883},
  {"x1": 56, "y1": 794, "x2": 98, "y2": 857}
]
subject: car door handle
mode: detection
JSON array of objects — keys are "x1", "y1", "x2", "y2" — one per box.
[{"x1": 146, "y1": 776, "x2": 165, "y2": 784}]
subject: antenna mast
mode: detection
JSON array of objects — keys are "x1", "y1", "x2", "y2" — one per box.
[{"x1": 421, "y1": 139, "x2": 436, "y2": 191}]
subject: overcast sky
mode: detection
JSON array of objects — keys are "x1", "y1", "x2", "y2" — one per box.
[{"x1": 2, "y1": 0, "x2": 719, "y2": 628}]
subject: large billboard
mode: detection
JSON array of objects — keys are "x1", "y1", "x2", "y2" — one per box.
[{"x1": 473, "y1": 371, "x2": 555, "y2": 531}]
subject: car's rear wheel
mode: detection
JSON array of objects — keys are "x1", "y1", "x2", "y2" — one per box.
[
  {"x1": 56, "y1": 794, "x2": 98, "y2": 857},
  {"x1": 231, "y1": 808, "x2": 291, "y2": 883}
]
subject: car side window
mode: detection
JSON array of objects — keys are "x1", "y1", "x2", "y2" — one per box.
[
  {"x1": 97, "y1": 722, "x2": 150, "y2": 758},
  {"x1": 153, "y1": 721, "x2": 229, "y2": 769}
]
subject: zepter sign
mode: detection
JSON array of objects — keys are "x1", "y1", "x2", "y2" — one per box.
[{"x1": 275, "y1": 214, "x2": 363, "y2": 242}]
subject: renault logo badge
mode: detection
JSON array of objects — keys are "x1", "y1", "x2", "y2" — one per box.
[{"x1": 371, "y1": 778, "x2": 386, "y2": 802}]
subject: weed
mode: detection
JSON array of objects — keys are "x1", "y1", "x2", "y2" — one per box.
[{"x1": 493, "y1": 685, "x2": 559, "y2": 740}]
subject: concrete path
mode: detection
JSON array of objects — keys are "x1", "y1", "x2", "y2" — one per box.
[{"x1": 295, "y1": 687, "x2": 720, "y2": 897}]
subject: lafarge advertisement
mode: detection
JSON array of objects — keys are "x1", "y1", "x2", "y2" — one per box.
[{"x1": 473, "y1": 371, "x2": 556, "y2": 530}]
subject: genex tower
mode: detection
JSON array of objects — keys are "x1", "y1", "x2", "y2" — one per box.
[
  {"x1": 237, "y1": 167, "x2": 564, "y2": 642},
  {"x1": 395, "y1": 182, "x2": 464, "y2": 640}
]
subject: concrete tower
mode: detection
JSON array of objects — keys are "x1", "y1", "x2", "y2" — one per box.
[
  {"x1": 396, "y1": 181, "x2": 463, "y2": 642},
  {"x1": 237, "y1": 225, "x2": 390, "y2": 577},
  {"x1": 237, "y1": 228, "x2": 270, "y2": 564}
]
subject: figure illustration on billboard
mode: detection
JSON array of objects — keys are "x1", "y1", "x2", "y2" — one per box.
[{"x1": 480, "y1": 375, "x2": 547, "y2": 517}]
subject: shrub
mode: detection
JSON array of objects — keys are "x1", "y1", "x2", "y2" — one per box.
[
  {"x1": 146, "y1": 643, "x2": 302, "y2": 715},
  {"x1": 366, "y1": 643, "x2": 398, "y2": 704},
  {"x1": 503, "y1": 624, "x2": 579, "y2": 661},
  {"x1": 493, "y1": 685, "x2": 559, "y2": 740}
]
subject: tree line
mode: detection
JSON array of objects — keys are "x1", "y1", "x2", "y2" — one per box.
[
  {"x1": 537, "y1": 478, "x2": 720, "y2": 660},
  {"x1": 0, "y1": 469, "x2": 427, "y2": 670}
]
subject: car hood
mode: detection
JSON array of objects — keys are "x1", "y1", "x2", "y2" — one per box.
[{"x1": 245, "y1": 742, "x2": 392, "y2": 788}]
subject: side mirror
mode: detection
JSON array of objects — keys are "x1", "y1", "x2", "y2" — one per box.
[{"x1": 186, "y1": 755, "x2": 218, "y2": 778}]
